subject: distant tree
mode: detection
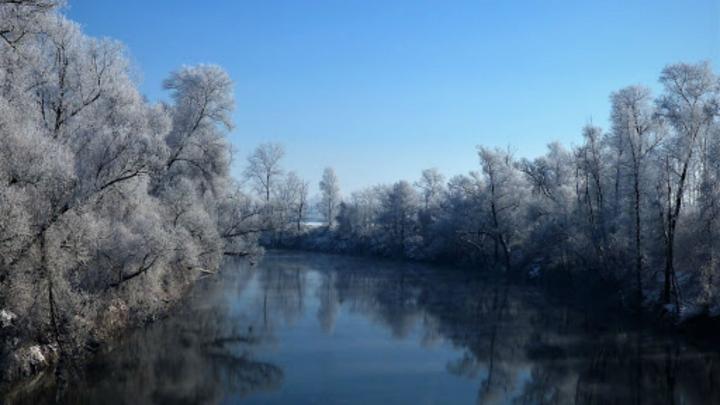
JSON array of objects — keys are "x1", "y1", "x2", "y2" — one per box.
[
  {"x1": 443, "y1": 172, "x2": 485, "y2": 259},
  {"x1": 518, "y1": 142, "x2": 574, "y2": 270},
  {"x1": 378, "y1": 181, "x2": 419, "y2": 255},
  {"x1": 478, "y1": 147, "x2": 526, "y2": 271},
  {"x1": 413, "y1": 168, "x2": 446, "y2": 255},
  {"x1": 318, "y1": 167, "x2": 340, "y2": 227},
  {"x1": 244, "y1": 143, "x2": 285, "y2": 203},
  {"x1": 276, "y1": 171, "x2": 309, "y2": 232},
  {"x1": 415, "y1": 168, "x2": 445, "y2": 210},
  {"x1": 335, "y1": 186, "x2": 383, "y2": 244},
  {"x1": 217, "y1": 184, "x2": 265, "y2": 257}
]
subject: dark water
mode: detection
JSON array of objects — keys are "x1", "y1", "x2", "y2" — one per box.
[{"x1": 7, "y1": 251, "x2": 720, "y2": 404}]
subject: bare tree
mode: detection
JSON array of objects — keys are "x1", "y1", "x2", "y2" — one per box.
[
  {"x1": 378, "y1": 180, "x2": 418, "y2": 255},
  {"x1": 655, "y1": 62, "x2": 719, "y2": 306},
  {"x1": 244, "y1": 143, "x2": 284, "y2": 203},
  {"x1": 318, "y1": 167, "x2": 340, "y2": 227},
  {"x1": 610, "y1": 85, "x2": 661, "y2": 305},
  {"x1": 288, "y1": 172, "x2": 310, "y2": 232},
  {"x1": 415, "y1": 168, "x2": 445, "y2": 210},
  {"x1": 574, "y1": 125, "x2": 612, "y2": 271},
  {"x1": 478, "y1": 147, "x2": 525, "y2": 271}
]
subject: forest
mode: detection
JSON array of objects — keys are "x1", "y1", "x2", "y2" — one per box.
[{"x1": 2, "y1": 0, "x2": 720, "y2": 391}]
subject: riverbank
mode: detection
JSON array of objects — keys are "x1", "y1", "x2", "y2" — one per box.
[
  {"x1": 0, "y1": 256, "x2": 256, "y2": 398},
  {"x1": 267, "y1": 228, "x2": 715, "y2": 329}
]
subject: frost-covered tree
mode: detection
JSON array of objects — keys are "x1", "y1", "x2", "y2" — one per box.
[
  {"x1": 415, "y1": 168, "x2": 445, "y2": 210},
  {"x1": 0, "y1": 1, "x2": 259, "y2": 378},
  {"x1": 377, "y1": 181, "x2": 419, "y2": 256},
  {"x1": 281, "y1": 171, "x2": 309, "y2": 232},
  {"x1": 318, "y1": 167, "x2": 340, "y2": 227},
  {"x1": 414, "y1": 168, "x2": 446, "y2": 256},
  {"x1": 655, "y1": 62, "x2": 719, "y2": 305},
  {"x1": 217, "y1": 184, "x2": 264, "y2": 257},
  {"x1": 244, "y1": 143, "x2": 284, "y2": 203},
  {"x1": 334, "y1": 186, "x2": 383, "y2": 246},
  {"x1": 518, "y1": 142, "x2": 575, "y2": 270},
  {"x1": 161, "y1": 65, "x2": 233, "y2": 192},
  {"x1": 268, "y1": 170, "x2": 310, "y2": 237},
  {"x1": 573, "y1": 125, "x2": 615, "y2": 271},
  {"x1": 478, "y1": 147, "x2": 526, "y2": 271},
  {"x1": 610, "y1": 85, "x2": 661, "y2": 304}
]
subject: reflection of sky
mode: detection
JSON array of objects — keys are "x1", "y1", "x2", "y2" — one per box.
[{"x1": 225, "y1": 266, "x2": 478, "y2": 404}]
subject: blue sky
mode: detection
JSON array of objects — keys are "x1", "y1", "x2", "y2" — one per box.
[{"x1": 65, "y1": 0, "x2": 720, "y2": 194}]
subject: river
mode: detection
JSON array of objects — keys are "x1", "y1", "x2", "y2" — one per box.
[{"x1": 8, "y1": 251, "x2": 720, "y2": 404}]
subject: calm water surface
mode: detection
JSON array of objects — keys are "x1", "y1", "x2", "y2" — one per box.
[{"x1": 9, "y1": 251, "x2": 720, "y2": 404}]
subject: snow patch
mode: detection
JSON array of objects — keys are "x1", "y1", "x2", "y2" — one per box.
[{"x1": 0, "y1": 309, "x2": 17, "y2": 328}]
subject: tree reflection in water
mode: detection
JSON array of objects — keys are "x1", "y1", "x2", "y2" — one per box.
[
  {"x1": 10, "y1": 251, "x2": 720, "y2": 404},
  {"x1": 7, "y1": 265, "x2": 283, "y2": 405},
  {"x1": 258, "y1": 252, "x2": 720, "y2": 405}
]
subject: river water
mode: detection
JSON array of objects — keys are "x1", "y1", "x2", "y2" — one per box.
[{"x1": 8, "y1": 251, "x2": 720, "y2": 404}]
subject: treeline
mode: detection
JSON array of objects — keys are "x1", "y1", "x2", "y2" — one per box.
[
  {"x1": 253, "y1": 63, "x2": 720, "y2": 320},
  {"x1": 0, "y1": 0, "x2": 261, "y2": 381}
]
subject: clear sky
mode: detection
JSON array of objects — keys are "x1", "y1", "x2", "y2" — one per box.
[{"x1": 64, "y1": 0, "x2": 720, "y2": 194}]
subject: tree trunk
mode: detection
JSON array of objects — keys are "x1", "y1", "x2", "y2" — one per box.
[
  {"x1": 41, "y1": 232, "x2": 61, "y2": 348},
  {"x1": 664, "y1": 230, "x2": 674, "y2": 305},
  {"x1": 634, "y1": 168, "x2": 643, "y2": 307}
]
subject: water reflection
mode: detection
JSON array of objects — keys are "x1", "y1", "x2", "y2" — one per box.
[{"x1": 7, "y1": 251, "x2": 720, "y2": 404}]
